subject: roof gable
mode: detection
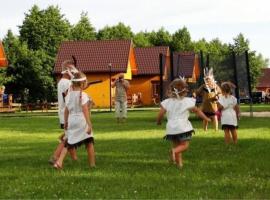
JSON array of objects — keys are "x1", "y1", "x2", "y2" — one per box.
[
  {"x1": 134, "y1": 46, "x2": 169, "y2": 75},
  {"x1": 54, "y1": 40, "x2": 132, "y2": 73}
]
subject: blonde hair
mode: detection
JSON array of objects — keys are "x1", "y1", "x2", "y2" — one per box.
[
  {"x1": 167, "y1": 78, "x2": 188, "y2": 99},
  {"x1": 72, "y1": 72, "x2": 87, "y2": 89}
]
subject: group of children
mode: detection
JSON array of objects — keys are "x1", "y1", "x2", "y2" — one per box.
[
  {"x1": 158, "y1": 69, "x2": 240, "y2": 168},
  {"x1": 49, "y1": 60, "x2": 95, "y2": 169},
  {"x1": 49, "y1": 60, "x2": 239, "y2": 170}
]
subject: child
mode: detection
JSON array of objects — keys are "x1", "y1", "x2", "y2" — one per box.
[
  {"x1": 196, "y1": 68, "x2": 221, "y2": 131},
  {"x1": 53, "y1": 72, "x2": 95, "y2": 169},
  {"x1": 217, "y1": 82, "x2": 240, "y2": 144},
  {"x1": 48, "y1": 60, "x2": 78, "y2": 164},
  {"x1": 157, "y1": 78, "x2": 211, "y2": 168}
]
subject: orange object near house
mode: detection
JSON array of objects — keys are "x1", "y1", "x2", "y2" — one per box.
[{"x1": 0, "y1": 41, "x2": 8, "y2": 67}]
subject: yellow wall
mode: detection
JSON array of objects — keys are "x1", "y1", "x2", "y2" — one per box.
[
  {"x1": 128, "y1": 75, "x2": 159, "y2": 105},
  {"x1": 84, "y1": 73, "x2": 120, "y2": 108}
]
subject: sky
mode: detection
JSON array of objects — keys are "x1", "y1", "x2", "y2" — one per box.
[{"x1": 1, "y1": 0, "x2": 270, "y2": 65}]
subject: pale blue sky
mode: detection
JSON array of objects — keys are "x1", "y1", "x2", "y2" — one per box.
[{"x1": 1, "y1": 0, "x2": 269, "y2": 65}]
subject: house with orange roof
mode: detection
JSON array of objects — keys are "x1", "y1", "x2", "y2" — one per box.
[
  {"x1": 54, "y1": 40, "x2": 137, "y2": 108},
  {"x1": 129, "y1": 46, "x2": 171, "y2": 106}
]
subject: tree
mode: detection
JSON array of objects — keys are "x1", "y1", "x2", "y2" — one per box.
[
  {"x1": 70, "y1": 12, "x2": 96, "y2": 40},
  {"x1": 97, "y1": 22, "x2": 133, "y2": 40},
  {"x1": 171, "y1": 27, "x2": 193, "y2": 51},
  {"x1": 19, "y1": 5, "x2": 71, "y2": 56},
  {"x1": 132, "y1": 31, "x2": 152, "y2": 47},
  {"x1": 3, "y1": 30, "x2": 56, "y2": 102},
  {"x1": 230, "y1": 33, "x2": 268, "y2": 89},
  {"x1": 148, "y1": 28, "x2": 172, "y2": 47}
]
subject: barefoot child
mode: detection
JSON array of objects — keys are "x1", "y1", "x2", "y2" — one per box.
[
  {"x1": 157, "y1": 78, "x2": 211, "y2": 168},
  {"x1": 54, "y1": 72, "x2": 95, "y2": 169},
  {"x1": 48, "y1": 60, "x2": 78, "y2": 164},
  {"x1": 217, "y1": 82, "x2": 240, "y2": 144}
]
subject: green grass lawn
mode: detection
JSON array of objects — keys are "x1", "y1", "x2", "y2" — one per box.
[{"x1": 0, "y1": 111, "x2": 270, "y2": 199}]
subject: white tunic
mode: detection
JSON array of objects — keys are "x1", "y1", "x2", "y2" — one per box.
[
  {"x1": 65, "y1": 91, "x2": 93, "y2": 145},
  {"x1": 161, "y1": 97, "x2": 196, "y2": 135},
  {"x1": 218, "y1": 95, "x2": 238, "y2": 126},
  {"x1": 57, "y1": 78, "x2": 71, "y2": 124}
]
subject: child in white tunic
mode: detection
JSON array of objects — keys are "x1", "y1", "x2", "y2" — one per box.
[
  {"x1": 217, "y1": 82, "x2": 240, "y2": 144},
  {"x1": 49, "y1": 60, "x2": 78, "y2": 164},
  {"x1": 54, "y1": 72, "x2": 95, "y2": 169},
  {"x1": 157, "y1": 78, "x2": 211, "y2": 168}
]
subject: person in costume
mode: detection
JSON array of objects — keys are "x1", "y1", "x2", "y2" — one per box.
[
  {"x1": 54, "y1": 72, "x2": 95, "y2": 169},
  {"x1": 48, "y1": 60, "x2": 79, "y2": 164},
  {"x1": 196, "y1": 68, "x2": 221, "y2": 131},
  {"x1": 217, "y1": 82, "x2": 240, "y2": 144},
  {"x1": 157, "y1": 78, "x2": 211, "y2": 168}
]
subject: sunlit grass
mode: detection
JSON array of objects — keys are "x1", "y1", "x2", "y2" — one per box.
[{"x1": 0, "y1": 111, "x2": 269, "y2": 199}]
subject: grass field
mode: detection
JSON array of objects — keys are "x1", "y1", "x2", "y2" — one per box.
[{"x1": 0, "y1": 110, "x2": 270, "y2": 199}]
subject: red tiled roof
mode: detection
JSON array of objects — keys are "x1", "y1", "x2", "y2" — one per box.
[
  {"x1": 173, "y1": 52, "x2": 195, "y2": 78},
  {"x1": 257, "y1": 68, "x2": 270, "y2": 88},
  {"x1": 54, "y1": 40, "x2": 132, "y2": 73},
  {"x1": 134, "y1": 46, "x2": 169, "y2": 75}
]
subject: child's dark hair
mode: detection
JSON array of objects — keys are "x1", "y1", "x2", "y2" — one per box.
[
  {"x1": 167, "y1": 78, "x2": 188, "y2": 98},
  {"x1": 221, "y1": 82, "x2": 236, "y2": 94}
]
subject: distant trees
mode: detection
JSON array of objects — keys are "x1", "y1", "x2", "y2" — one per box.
[{"x1": 0, "y1": 4, "x2": 268, "y2": 103}]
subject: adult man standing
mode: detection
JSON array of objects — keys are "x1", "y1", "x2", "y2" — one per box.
[{"x1": 111, "y1": 73, "x2": 130, "y2": 123}]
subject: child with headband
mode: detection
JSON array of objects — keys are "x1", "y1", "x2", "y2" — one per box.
[
  {"x1": 53, "y1": 72, "x2": 95, "y2": 169},
  {"x1": 157, "y1": 78, "x2": 211, "y2": 168},
  {"x1": 49, "y1": 59, "x2": 78, "y2": 164}
]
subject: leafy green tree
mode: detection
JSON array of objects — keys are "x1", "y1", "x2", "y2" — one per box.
[
  {"x1": 132, "y1": 31, "x2": 152, "y2": 47},
  {"x1": 19, "y1": 5, "x2": 71, "y2": 56},
  {"x1": 70, "y1": 12, "x2": 96, "y2": 40},
  {"x1": 97, "y1": 22, "x2": 133, "y2": 40},
  {"x1": 148, "y1": 28, "x2": 172, "y2": 46},
  {"x1": 3, "y1": 30, "x2": 56, "y2": 102},
  {"x1": 171, "y1": 27, "x2": 193, "y2": 51}
]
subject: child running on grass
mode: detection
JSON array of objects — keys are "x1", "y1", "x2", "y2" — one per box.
[
  {"x1": 217, "y1": 82, "x2": 240, "y2": 144},
  {"x1": 53, "y1": 72, "x2": 95, "y2": 169},
  {"x1": 157, "y1": 78, "x2": 211, "y2": 168}
]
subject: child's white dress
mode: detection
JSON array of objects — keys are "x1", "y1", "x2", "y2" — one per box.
[
  {"x1": 218, "y1": 95, "x2": 238, "y2": 129},
  {"x1": 161, "y1": 97, "x2": 196, "y2": 141},
  {"x1": 65, "y1": 91, "x2": 94, "y2": 148}
]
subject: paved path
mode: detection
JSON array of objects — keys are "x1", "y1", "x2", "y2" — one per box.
[{"x1": 241, "y1": 112, "x2": 270, "y2": 117}]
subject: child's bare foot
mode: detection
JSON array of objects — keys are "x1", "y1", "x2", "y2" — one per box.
[{"x1": 53, "y1": 161, "x2": 62, "y2": 170}]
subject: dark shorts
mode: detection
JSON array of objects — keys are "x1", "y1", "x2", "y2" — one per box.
[
  {"x1": 203, "y1": 112, "x2": 216, "y2": 117},
  {"x1": 60, "y1": 124, "x2": 64, "y2": 129},
  {"x1": 65, "y1": 137, "x2": 94, "y2": 149},
  {"x1": 222, "y1": 124, "x2": 238, "y2": 130},
  {"x1": 164, "y1": 130, "x2": 194, "y2": 142}
]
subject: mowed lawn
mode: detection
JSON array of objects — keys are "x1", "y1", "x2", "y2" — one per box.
[{"x1": 0, "y1": 110, "x2": 270, "y2": 199}]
